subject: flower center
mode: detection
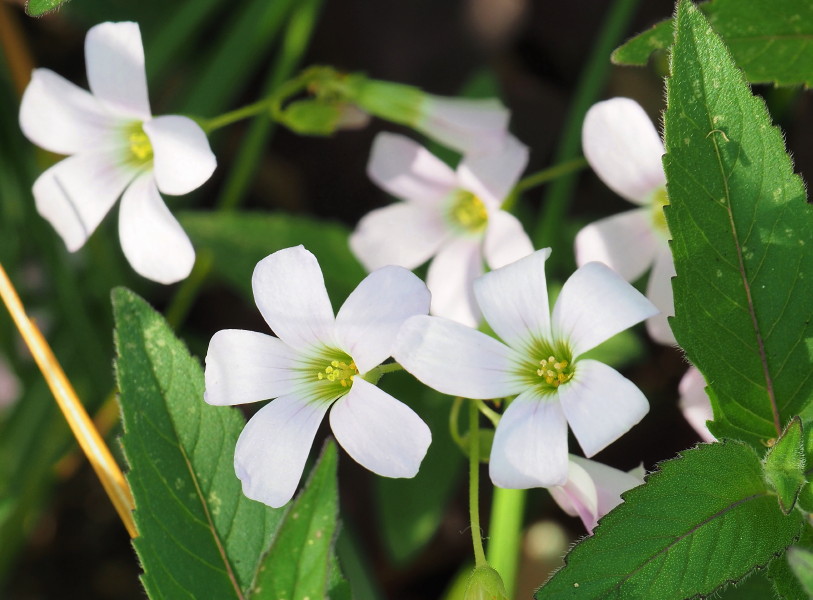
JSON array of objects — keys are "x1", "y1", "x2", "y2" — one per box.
[
  {"x1": 126, "y1": 123, "x2": 153, "y2": 166},
  {"x1": 650, "y1": 187, "x2": 670, "y2": 237},
  {"x1": 316, "y1": 358, "x2": 358, "y2": 389},
  {"x1": 448, "y1": 190, "x2": 488, "y2": 234},
  {"x1": 537, "y1": 355, "x2": 574, "y2": 388}
]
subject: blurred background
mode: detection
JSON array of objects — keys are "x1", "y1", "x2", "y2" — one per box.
[{"x1": 0, "y1": 0, "x2": 808, "y2": 597}]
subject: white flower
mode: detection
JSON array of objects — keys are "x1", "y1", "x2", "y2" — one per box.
[
  {"x1": 416, "y1": 96, "x2": 510, "y2": 155},
  {"x1": 350, "y1": 132, "x2": 533, "y2": 326},
  {"x1": 549, "y1": 455, "x2": 644, "y2": 533},
  {"x1": 394, "y1": 248, "x2": 657, "y2": 487},
  {"x1": 204, "y1": 246, "x2": 432, "y2": 508},
  {"x1": 19, "y1": 22, "x2": 216, "y2": 284},
  {"x1": 678, "y1": 366, "x2": 716, "y2": 442},
  {"x1": 575, "y1": 97, "x2": 676, "y2": 345}
]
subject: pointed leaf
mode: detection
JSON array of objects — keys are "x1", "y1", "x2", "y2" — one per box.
[
  {"x1": 763, "y1": 417, "x2": 806, "y2": 514},
  {"x1": 25, "y1": 0, "x2": 69, "y2": 17},
  {"x1": 612, "y1": 19, "x2": 673, "y2": 66},
  {"x1": 663, "y1": 0, "x2": 813, "y2": 448}
]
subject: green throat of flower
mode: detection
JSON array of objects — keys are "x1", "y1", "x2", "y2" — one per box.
[
  {"x1": 448, "y1": 190, "x2": 488, "y2": 234},
  {"x1": 650, "y1": 187, "x2": 670, "y2": 236},
  {"x1": 311, "y1": 349, "x2": 359, "y2": 401},
  {"x1": 126, "y1": 123, "x2": 153, "y2": 166},
  {"x1": 520, "y1": 340, "x2": 575, "y2": 394}
]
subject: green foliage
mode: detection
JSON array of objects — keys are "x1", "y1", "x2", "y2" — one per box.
[
  {"x1": 787, "y1": 546, "x2": 813, "y2": 598},
  {"x1": 663, "y1": 0, "x2": 813, "y2": 448},
  {"x1": 763, "y1": 418, "x2": 806, "y2": 514},
  {"x1": 25, "y1": 0, "x2": 68, "y2": 17},
  {"x1": 534, "y1": 441, "x2": 804, "y2": 599},
  {"x1": 613, "y1": 0, "x2": 813, "y2": 86}
]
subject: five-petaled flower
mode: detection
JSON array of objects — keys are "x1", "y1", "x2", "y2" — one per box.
[
  {"x1": 575, "y1": 97, "x2": 676, "y2": 345},
  {"x1": 350, "y1": 132, "x2": 533, "y2": 327},
  {"x1": 205, "y1": 245, "x2": 432, "y2": 508},
  {"x1": 19, "y1": 21, "x2": 216, "y2": 284},
  {"x1": 394, "y1": 248, "x2": 657, "y2": 487}
]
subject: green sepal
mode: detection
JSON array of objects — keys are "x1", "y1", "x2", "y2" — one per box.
[{"x1": 763, "y1": 417, "x2": 806, "y2": 514}]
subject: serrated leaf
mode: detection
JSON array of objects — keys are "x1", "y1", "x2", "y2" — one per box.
[
  {"x1": 764, "y1": 417, "x2": 806, "y2": 514},
  {"x1": 251, "y1": 441, "x2": 341, "y2": 599},
  {"x1": 535, "y1": 441, "x2": 804, "y2": 599},
  {"x1": 114, "y1": 287, "x2": 286, "y2": 599},
  {"x1": 179, "y1": 211, "x2": 365, "y2": 306},
  {"x1": 25, "y1": 0, "x2": 69, "y2": 17},
  {"x1": 613, "y1": 0, "x2": 813, "y2": 87},
  {"x1": 663, "y1": 0, "x2": 813, "y2": 448}
]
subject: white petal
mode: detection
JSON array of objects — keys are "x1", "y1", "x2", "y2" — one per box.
[
  {"x1": 19, "y1": 69, "x2": 119, "y2": 155},
  {"x1": 646, "y1": 247, "x2": 677, "y2": 346},
  {"x1": 118, "y1": 174, "x2": 195, "y2": 284},
  {"x1": 483, "y1": 210, "x2": 534, "y2": 270},
  {"x1": 426, "y1": 237, "x2": 484, "y2": 327},
  {"x1": 582, "y1": 98, "x2": 665, "y2": 204},
  {"x1": 85, "y1": 22, "x2": 151, "y2": 120},
  {"x1": 252, "y1": 246, "x2": 335, "y2": 350},
  {"x1": 393, "y1": 315, "x2": 522, "y2": 400},
  {"x1": 330, "y1": 378, "x2": 431, "y2": 477},
  {"x1": 204, "y1": 329, "x2": 300, "y2": 406},
  {"x1": 679, "y1": 367, "x2": 716, "y2": 442},
  {"x1": 558, "y1": 359, "x2": 649, "y2": 457},
  {"x1": 417, "y1": 96, "x2": 510, "y2": 154},
  {"x1": 569, "y1": 455, "x2": 643, "y2": 524},
  {"x1": 367, "y1": 132, "x2": 457, "y2": 203},
  {"x1": 143, "y1": 116, "x2": 216, "y2": 196},
  {"x1": 552, "y1": 262, "x2": 657, "y2": 357},
  {"x1": 349, "y1": 203, "x2": 449, "y2": 271},
  {"x1": 548, "y1": 460, "x2": 599, "y2": 529},
  {"x1": 33, "y1": 152, "x2": 135, "y2": 252},
  {"x1": 234, "y1": 395, "x2": 330, "y2": 508},
  {"x1": 574, "y1": 208, "x2": 659, "y2": 281},
  {"x1": 489, "y1": 390, "x2": 569, "y2": 488},
  {"x1": 456, "y1": 135, "x2": 528, "y2": 207},
  {"x1": 473, "y1": 248, "x2": 552, "y2": 350},
  {"x1": 335, "y1": 266, "x2": 430, "y2": 374}
]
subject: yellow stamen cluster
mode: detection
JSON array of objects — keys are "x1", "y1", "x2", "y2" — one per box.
[
  {"x1": 316, "y1": 359, "x2": 358, "y2": 388},
  {"x1": 126, "y1": 124, "x2": 153, "y2": 165},
  {"x1": 449, "y1": 190, "x2": 488, "y2": 233},
  {"x1": 537, "y1": 355, "x2": 573, "y2": 387}
]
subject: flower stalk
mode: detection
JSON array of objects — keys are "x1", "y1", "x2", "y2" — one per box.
[{"x1": 468, "y1": 400, "x2": 487, "y2": 568}]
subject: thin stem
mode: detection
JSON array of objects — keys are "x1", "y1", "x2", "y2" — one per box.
[
  {"x1": 165, "y1": 251, "x2": 214, "y2": 330},
  {"x1": 0, "y1": 263, "x2": 137, "y2": 538},
  {"x1": 502, "y1": 157, "x2": 587, "y2": 212},
  {"x1": 486, "y1": 487, "x2": 526, "y2": 598},
  {"x1": 468, "y1": 400, "x2": 487, "y2": 568},
  {"x1": 362, "y1": 361, "x2": 404, "y2": 385},
  {"x1": 475, "y1": 399, "x2": 501, "y2": 429},
  {"x1": 200, "y1": 98, "x2": 275, "y2": 133}
]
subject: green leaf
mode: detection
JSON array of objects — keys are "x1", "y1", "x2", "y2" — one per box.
[
  {"x1": 787, "y1": 546, "x2": 813, "y2": 598},
  {"x1": 25, "y1": 0, "x2": 68, "y2": 16},
  {"x1": 614, "y1": 0, "x2": 813, "y2": 86},
  {"x1": 663, "y1": 0, "x2": 813, "y2": 448},
  {"x1": 763, "y1": 418, "x2": 806, "y2": 514},
  {"x1": 535, "y1": 441, "x2": 804, "y2": 599},
  {"x1": 797, "y1": 421, "x2": 813, "y2": 512},
  {"x1": 113, "y1": 287, "x2": 286, "y2": 599},
  {"x1": 179, "y1": 211, "x2": 365, "y2": 306},
  {"x1": 251, "y1": 441, "x2": 341, "y2": 599}
]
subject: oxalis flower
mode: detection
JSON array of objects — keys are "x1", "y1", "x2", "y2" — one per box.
[
  {"x1": 205, "y1": 245, "x2": 432, "y2": 508},
  {"x1": 575, "y1": 97, "x2": 676, "y2": 345},
  {"x1": 394, "y1": 248, "x2": 657, "y2": 487},
  {"x1": 350, "y1": 132, "x2": 533, "y2": 326},
  {"x1": 19, "y1": 22, "x2": 216, "y2": 284}
]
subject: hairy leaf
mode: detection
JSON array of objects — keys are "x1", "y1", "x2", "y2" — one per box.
[
  {"x1": 25, "y1": 0, "x2": 69, "y2": 16},
  {"x1": 763, "y1": 418, "x2": 806, "y2": 514}
]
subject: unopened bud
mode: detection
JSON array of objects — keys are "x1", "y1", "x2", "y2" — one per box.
[{"x1": 463, "y1": 566, "x2": 509, "y2": 600}]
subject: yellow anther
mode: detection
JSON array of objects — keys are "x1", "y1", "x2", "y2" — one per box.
[
  {"x1": 125, "y1": 123, "x2": 153, "y2": 165},
  {"x1": 448, "y1": 190, "x2": 488, "y2": 233},
  {"x1": 537, "y1": 353, "x2": 574, "y2": 388}
]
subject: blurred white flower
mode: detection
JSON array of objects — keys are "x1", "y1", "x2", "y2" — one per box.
[
  {"x1": 678, "y1": 366, "x2": 716, "y2": 442},
  {"x1": 575, "y1": 97, "x2": 676, "y2": 345},
  {"x1": 0, "y1": 355, "x2": 21, "y2": 409},
  {"x1": 205, "y1": 246, "x2": 432, "y2": 508},
  {"x1": 394, "y1": 248, "x2": 657, "y2": 487},
  {"x1": 415, "y1": 95, "x2": 511, "y2": 155},
  {"x1": 19, "y1": 22, "x2": 216, "y2": 284},
  {"x1": 351, "y1": 132, "x2": 533, "y2": 326}
]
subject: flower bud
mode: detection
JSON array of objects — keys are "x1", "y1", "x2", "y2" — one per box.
[{"x1": 463, "y1": 566, "x2": 509, "y2": 600}]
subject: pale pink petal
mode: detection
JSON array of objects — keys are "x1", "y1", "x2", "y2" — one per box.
[
  {"x1": 489, "y1": 390, "x2": 569, "y2": 488},
  {"x1": 33, "y1": 152, "x2": 135, "y2": 252},
  {"x1": 679, "y1": 367, "x2": 716, "y2": 442},
  {"x1": 568, "y1": 455, "x2": 643, "y2": 531},
  {"x1": 349, "y1": 203, "x2": 449, "y2": 271},
  {"x1": 252, "y1": 246, "x2": 336, "y2": 350},
  {"x1": 548, "y1": 459, "x2": 599, "y2": 528},
  {"x1": 19, "y1": 69, "x2": 120, "y2": 155},
  {"x1": 582, "y1": 97, "x2": 665, "y2": 204},
  {"x1": 367, "y1": 132, "x2": 457, "y2": 204},
  {"x1": 552, "y1": 262, "x2": 657, "y2": 357},
  {"x1": 473, "y1": 248, "x2": 552, "y2": 350},
  {"x1": 646, "y1": 247, "x2": 677, "y2": 346},
  {"x1": 143, "y1": 116, "x2": 216, "y2": 196},
  {"x1": 330, "y1": 378, "x2": 431, "y2": 477},
  {"x1": 0, "y1": 355, "x2": 20, "y2": 409},
  {"x1": 483, "y1": 210, "x2": 534, "y2": 270},
  {"x1": 204, "y1": 329, "x2": 301, "y2": 406},
  {"x1": 393, "y1": 315, "x2": 523, "y2": 400},
  {"x1": 417, "y1": 96, "x2": 509, "y2": 154},
  {"x1": 426, "y1": 237, "x2": 484, "y2": 327},
  {"x1": 558, "y1": 359, "x2": 649, "y2": 457},
  {"x1": 234, "y1": 395, "x2": 330, "y2": 508},
  {"x1": 85, "y1": 22, "x2": 151, "y2": 120},
  {"x1": 118, "y1": 174, "x2": 195, "y2": 284},
  {"x1": 334, "y1": 266, "x2": 430, "y2": 374},
  {"x1": 456, "y1": 135, "x2": 528, "y2": 207},
  {"x1": 574, "y1": 208, "x2": 659, "y2": 282}
]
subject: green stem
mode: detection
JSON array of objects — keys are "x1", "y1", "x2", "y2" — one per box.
[
  {"x1": 200, "y1": 98, "x2": 275, "y2": 133},
  {"x1": 450, "y1": 397, "x2": 465, "y2": 448},
  {"x1": 361, "y1": 361, "x2": 403, "y2": 384},
  {"x1": 532, "y1": 0, "x2": 642, "y2": 252},
  {"x1": 468, "y1": 400, "x2": 487, "y2": 568},
  {"x1": 486, "y1": 486, "x2": 527, "y2": 598},
  {"x1": 165, "y1": 250, "x2": 214, "y2": 330},
  {"x1": 502, "y1": 157, "x2": 587, "y2": 212},
  {"x1": 475, "y1": 399, "x2": 501, "y2": 429}
]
